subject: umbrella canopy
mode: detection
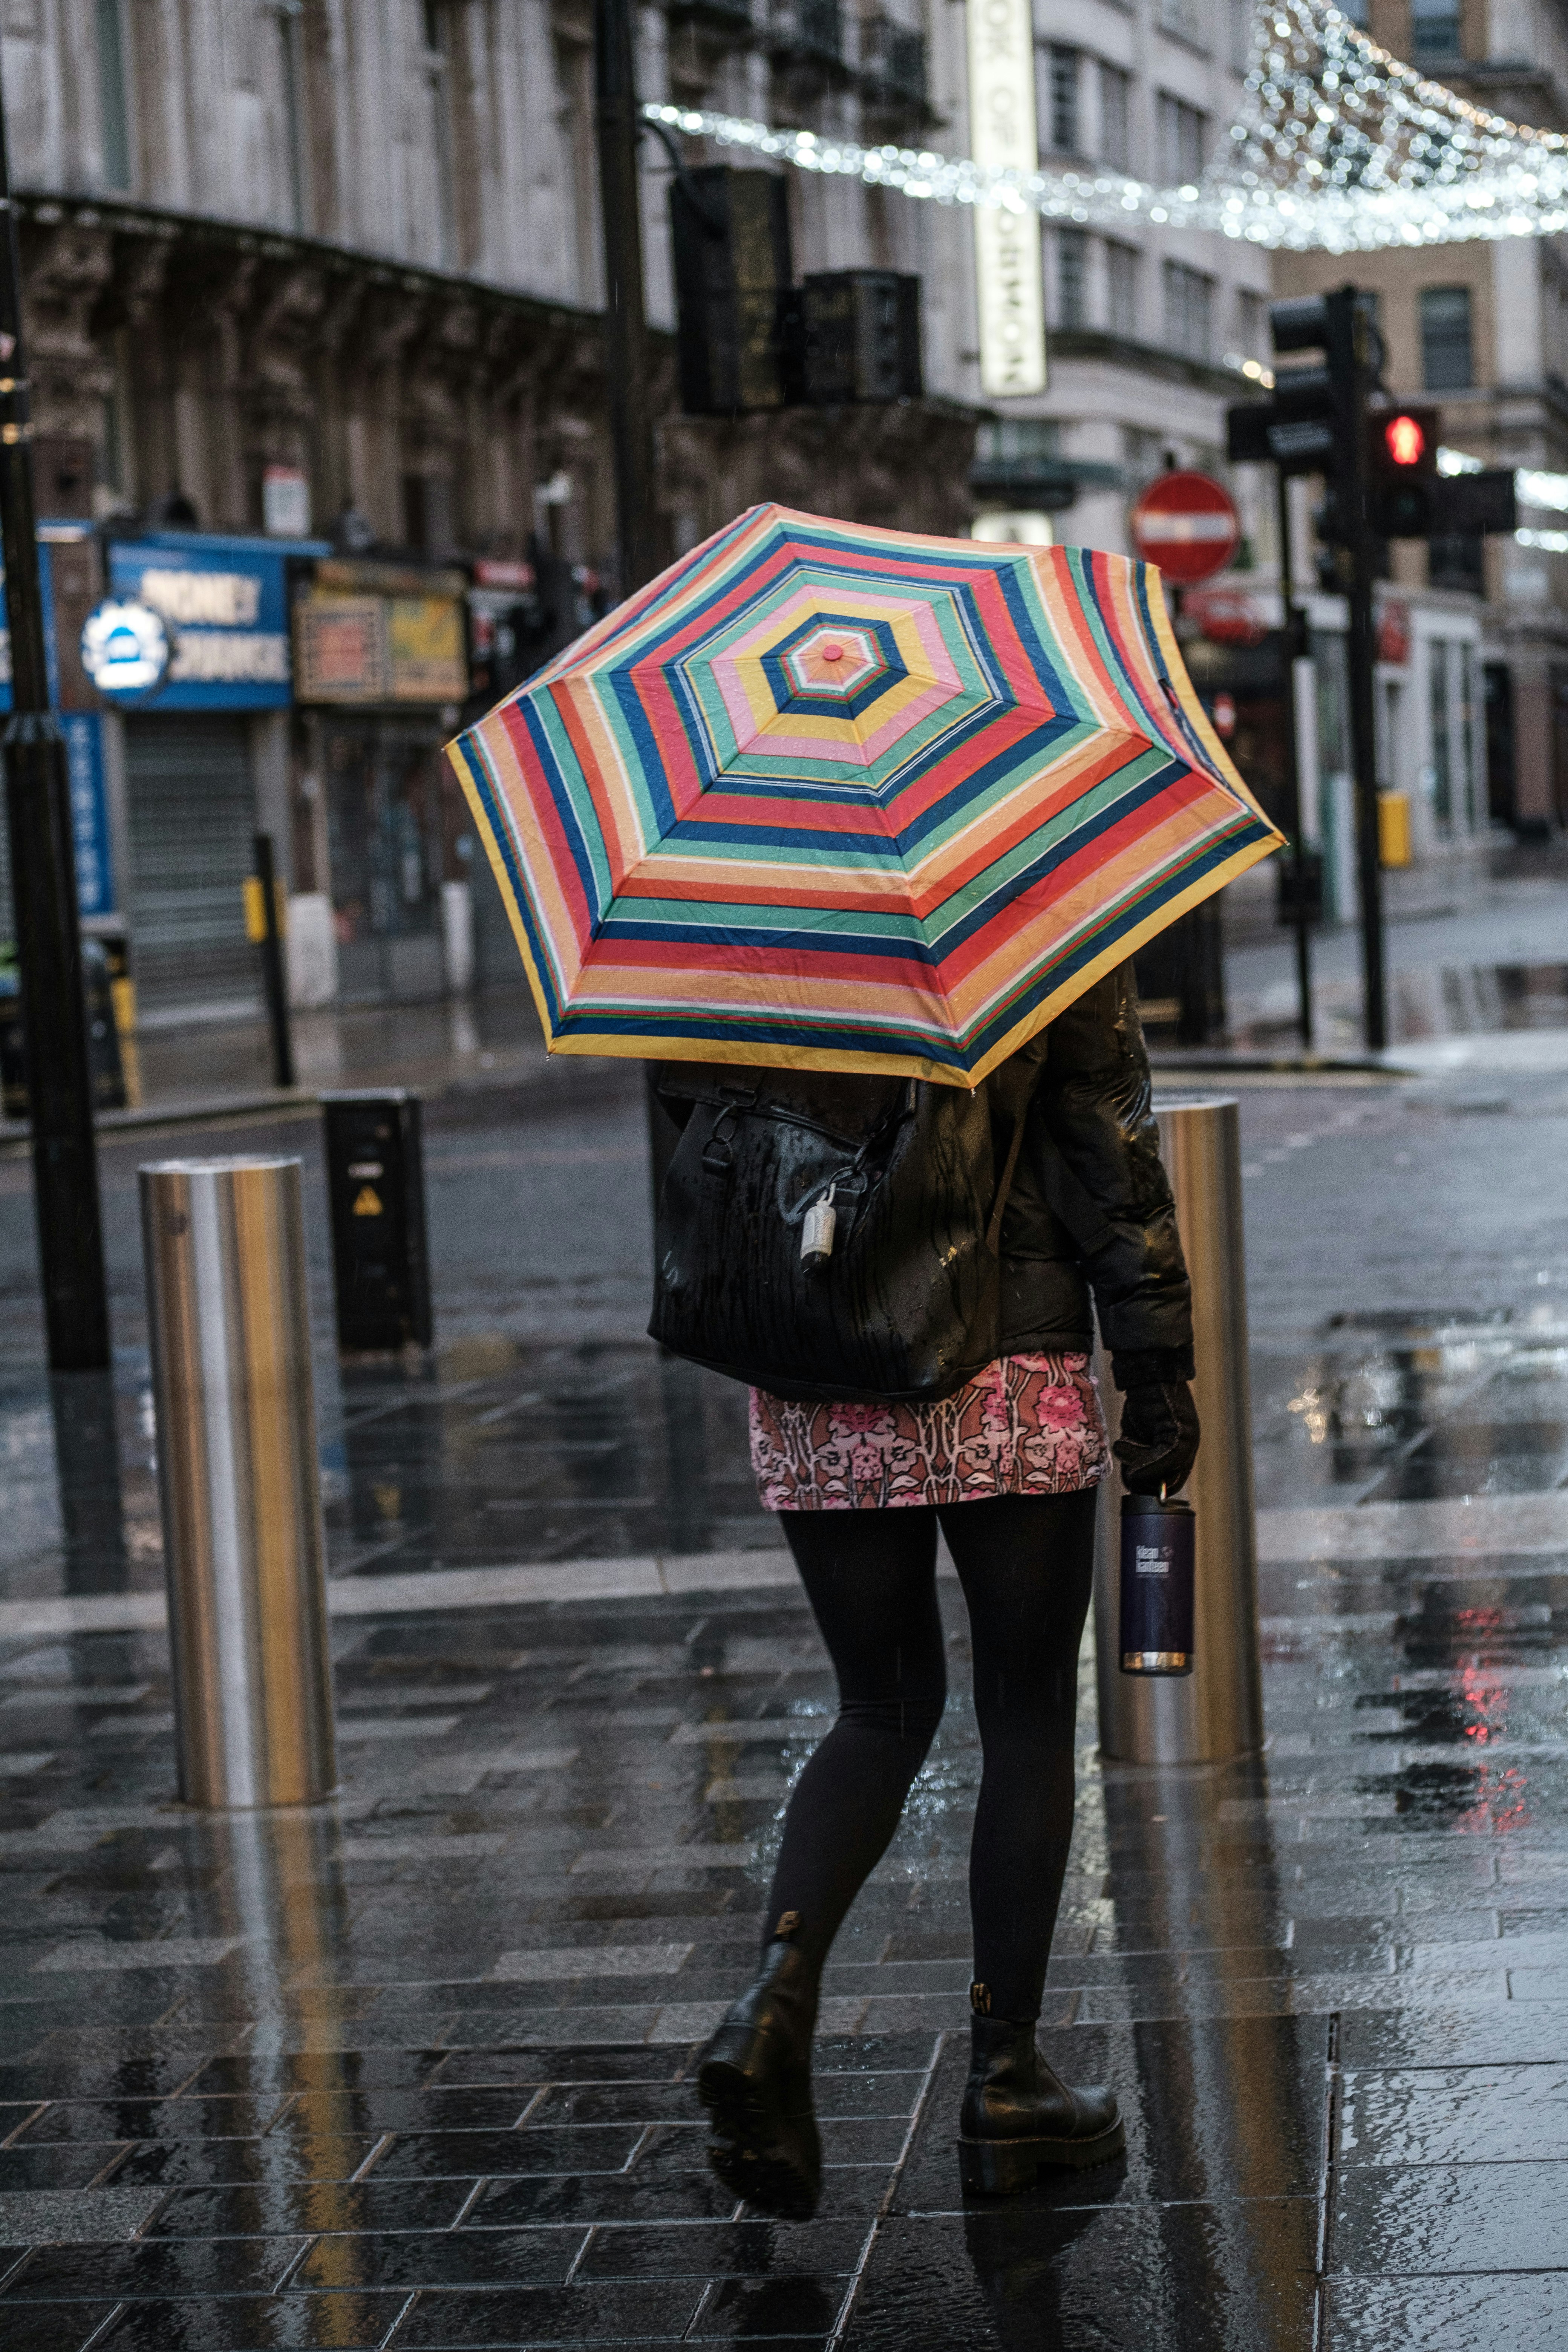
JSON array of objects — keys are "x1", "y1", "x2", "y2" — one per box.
[{"x1": 447, "y1": 504, "x2": 1281, "y2": 1090}]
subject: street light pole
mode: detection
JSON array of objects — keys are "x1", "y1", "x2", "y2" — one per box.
[
  {"x1": 1275, "y1": 467, "x2": 1314, "y2": 1053},
  {"x1": 594, "y1": 0, "x2": 661, "y2": 600},
  {"x1": 593, "y1": 0, "x2": 678, "y2": 1209},
  {"x1": 1331, "y1": 287, "x2": 1389, "y2": 1056},
  {"x1": 0, "y1": 63, "x2": 110, "y2": 1368}
]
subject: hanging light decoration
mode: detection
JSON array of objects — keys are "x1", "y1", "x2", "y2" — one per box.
[{"x1": 645, "y1": 0, "x2": 1568, "y2": 253}]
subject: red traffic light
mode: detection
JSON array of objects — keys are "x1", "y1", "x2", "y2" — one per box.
[{"x1": 1385, "y1": 414, "x2": 1426, "y2": 467}]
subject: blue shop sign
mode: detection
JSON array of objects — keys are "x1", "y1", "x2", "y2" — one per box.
[
  {"x1": 64, "y1": 713, "x2": 114, "y2": 918},
  {"x1": 105, "y1": 530, "x2": 329, "y2": 711}
]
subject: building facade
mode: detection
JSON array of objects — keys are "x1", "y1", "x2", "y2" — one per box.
[
  {"x1": 962, "y1": 0, "x2": 1275, "y2": 563},
  {"x1": 0, "y1": 0, "x2": 980, "y2": 1021},
  {"x1": 1273, "y1": 0, "x2": 1568, "y2": 842}
]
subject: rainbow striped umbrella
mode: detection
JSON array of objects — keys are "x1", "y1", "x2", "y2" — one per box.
[{"x1": 447, "y1": 504, "x2": 1282, "y2": 1090}]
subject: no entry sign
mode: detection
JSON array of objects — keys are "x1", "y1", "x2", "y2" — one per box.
[{"x1": 1129, "y1": 471, "x2": 1241, "y2": 585}]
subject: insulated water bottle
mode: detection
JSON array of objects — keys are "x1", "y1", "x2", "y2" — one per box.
[{"x1": 1119, "y1": 1491, "x2": 1196, "y2": 1677}]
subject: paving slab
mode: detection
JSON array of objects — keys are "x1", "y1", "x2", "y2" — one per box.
[{"x1": 3, "y1": 1056, "x2": 1568, "y2": 2344}]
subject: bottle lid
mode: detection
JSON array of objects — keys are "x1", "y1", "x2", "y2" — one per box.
[{"x1": 1120, "y1": 1489, "x2": 1194, "y2": 1518}]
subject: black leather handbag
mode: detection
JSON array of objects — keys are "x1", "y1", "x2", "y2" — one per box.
[{"x1": 648, "y1": 1043, "x2": 1047, "y2": 1403}]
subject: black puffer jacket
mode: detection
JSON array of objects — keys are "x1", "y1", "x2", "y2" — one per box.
[{"x1": 996, "y1": 964, "x2": 1193, "y2": 1385}]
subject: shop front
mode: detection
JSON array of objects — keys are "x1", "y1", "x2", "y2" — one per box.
[
  {"x1": 293, "y1": 561, "x2": 470, "y2": 1004},
  {"x1": 1178, "y1": 578, "x2": 1488, "y2": 936},
  {"x1": 94, "y1": 529, "x2": 327, "y2": 1023}
]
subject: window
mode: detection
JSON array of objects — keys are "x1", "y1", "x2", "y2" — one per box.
[
  {"x1": 1157, "y1": 93, "x2": 1209, "y2": 183},
  {"x1": 96, "y1": 0, "x2": 131, "y2": 191},
  {"x1": 974, "y1": 419, "x2": 1061, "y2": 466},
  {"x1": 1410, "y1": 0, "x2": 1462, "y2": 59},
  {"x1": 1430, "y1": 530, "x2": 1484, "y2": 593},
  {"x1": 1099, "y1": 65, "x2": 1130, "y2": 171},
  {"x1": 1236, "y1": 288, "x2": 1266, "y2": 358},
  {"x1": 1421, "y1": 285, "x2": 1473, "y2": 389},
  {"x1": 1048, "y1": 46, "x2": 1080, "y2": 152},
  {"x1": 1057, "y1": 228, "x2": 1089, "y2": 328},
  {"x1": 1460, "y1": 642, "x2": 1477, "y2": 829},
  {"x1": 1163, "y1": 259, "x2": 1212, "y2": 360},
  {"x1": 1227, "y1": 0, "x2": 1251, "y2": 68},
  {"x1": 278, "y1": 0, "x2": 309, "y2": 231},
  {"x1": 1157, "y1": 0, "x2": 1202, "y2": 41},
  {"x1": 1124, "y1": 426, "x2": 1164, "y2": 474},
  {"x1": 424, "y1": 0, "x2": 456, "y2": 268},
  {"x1": 1107, "y1": 242, "x2": 1139, "y2": 337},
  {"x1": 1428, "y1": 639, "x2": 1453, "y2": 829}
]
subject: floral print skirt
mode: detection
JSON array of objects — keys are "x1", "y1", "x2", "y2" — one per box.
[{"x1": 749, "y1": 1352, "x2": 1110, "y2": 1512}]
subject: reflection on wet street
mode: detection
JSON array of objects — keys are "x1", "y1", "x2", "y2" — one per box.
[{"x1": 2, "y1": 1072, "x2": 1568, "y2": 2346}]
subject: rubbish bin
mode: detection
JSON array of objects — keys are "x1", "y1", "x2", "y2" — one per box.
[
  {"x1": 320, "y1": 1090, "x2": 433, "y2": 1352},
  {"x1": 139, "y1": 1155, "x2": 337, "y2": 1808},
  {"x1": 1093, "y1": 1094, "x2": 1263, "y2": 1765}
]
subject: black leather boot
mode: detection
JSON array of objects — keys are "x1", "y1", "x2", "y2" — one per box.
[
  {"x1": 958, "y1": 2013, "x2": 1125, "y2": 2194},
  {"x1": 697, "y1": 1936, "x2": 822, "y2": 2220}
]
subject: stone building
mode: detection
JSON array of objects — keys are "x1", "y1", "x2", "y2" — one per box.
[
  {"x1": 0, "y1": 0, "x2": 977, "y2": 1018},
  {"x1": 961, "y1": 0, "x2": 1274, "y2": 562}
]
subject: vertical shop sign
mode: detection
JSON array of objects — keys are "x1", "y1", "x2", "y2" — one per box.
[
  {"x1": 63, "y1": 713, "x2": 113, "y2": 916},
  {"x1": 966, "y1": 0, "x2": 1046, "y2": 398}
]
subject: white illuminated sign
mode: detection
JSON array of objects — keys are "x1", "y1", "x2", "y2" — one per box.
[
  {"x1": 80, "y1": 600, "x2": 172, "y2": 697},
  {"x1": 966, "y1": 0, "x2": 1046, "y2": 399}
]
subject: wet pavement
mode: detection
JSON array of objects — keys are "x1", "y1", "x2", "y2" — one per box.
[
  {"x1": 1225, "y1": 863, "x2": 1568, "y2": 1059},
  {"x1": 1, "y1": 1063, "x2": 1568, "y2": 2343}
]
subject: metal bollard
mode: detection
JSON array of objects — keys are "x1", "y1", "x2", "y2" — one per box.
[
  {"x1": 1093, "y1": 1095, "x2": 1263, "y2": 1765},
  {"x1": 139, "y1": 1157, "x2": 337, "y2": 1808}
]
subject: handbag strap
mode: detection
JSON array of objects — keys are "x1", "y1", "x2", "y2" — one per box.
[{"x1": 984, "y1": 1111, "x2": 1031, "y2": 1256}]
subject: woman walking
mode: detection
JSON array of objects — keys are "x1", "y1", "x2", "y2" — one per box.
[{"x1": 687, "y1": 965, "x2": 1198, "y2": 2217}]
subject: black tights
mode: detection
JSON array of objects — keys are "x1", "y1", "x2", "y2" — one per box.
[{"x1": 765, "y1": 1490, "x2": 1098, "y2": 2023}]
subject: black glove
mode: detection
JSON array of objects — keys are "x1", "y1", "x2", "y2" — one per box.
[{"x1": 1113, "y1": 1378, "x2": 1200, "y2": 1496}]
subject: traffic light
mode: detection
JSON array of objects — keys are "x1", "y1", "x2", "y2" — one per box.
[
  {"x1": 798, "y1": 271, "x2": 922, "y2": 404},
  {"x1": 1218, "y1": 283, "x2": 1517, "y2": 1060},
  {"x1": 1366, "y1": 404, "x2": 1439, "y2": 538},
  {"x1": 670, "y1": 167, "x2": 794, "y2": 416},
  {"x1": 1225, "y1": 291, "x2": 1370, "y2": 544}
]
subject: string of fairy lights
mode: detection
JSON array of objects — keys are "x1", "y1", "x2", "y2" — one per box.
[{"x1": 644, "y1": 0, "x2": 1568, "y2": 254}]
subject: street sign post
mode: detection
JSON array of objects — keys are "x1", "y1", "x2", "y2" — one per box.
[{"x1": 1129, "y1": 472, "x2": 1242, "y2": 586}]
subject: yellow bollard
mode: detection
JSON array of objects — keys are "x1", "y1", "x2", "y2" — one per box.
[{"x1": 1378, "y1": 791, "x2": 1412, "y2": 868}]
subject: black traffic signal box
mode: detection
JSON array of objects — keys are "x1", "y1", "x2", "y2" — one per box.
[
  {"x1": 672, "y1": 166, "x2": 795, "y2": 416},
  {"x1": 800, "y1": 270, "x2": 922, "y2": 403},
  {"x1": 1365, "y1": 404, "x2": 1439, "y2": 537},
  {"x1": 321, "y1": 1090, "x2": 433, "y2": 1353},
  {"x1": 1227, "y1": 292, "x2": 1517, "y2": 552},
  {"x1": 1226, "y1": 289, "x2": 1372, "y2": 552}
]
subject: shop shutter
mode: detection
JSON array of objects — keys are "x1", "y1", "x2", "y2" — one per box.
[{"x1": 124, "y1": 715, "x2": 258, "y2": 1018}]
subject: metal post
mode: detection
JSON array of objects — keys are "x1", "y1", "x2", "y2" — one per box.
[
  {"x1": 1094, "y1": 1096, "x2": 1263, "y2": 1764},
  {"x1": 1337, "y1": 287, "x2": 1388, "y2": 1055},
  {"x1": 139, "y1": 1156, "x2": 337, "y2": 1808},
  {"x1": 0, "y1": 50, "x2": 109, "y2": 1369},
  {"x1": 594, "y1": 0, "x2": 660, "y2": 599},
  {"x1": 253, "y1": 833, "x2": 296, "y2": 1090},
  {"x1": 1276, "y1": 468, "x2": 1314, "y2": 1053},
  {"x1": 592, "y1": 0, "x2": 671, "y2": 1216}
]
